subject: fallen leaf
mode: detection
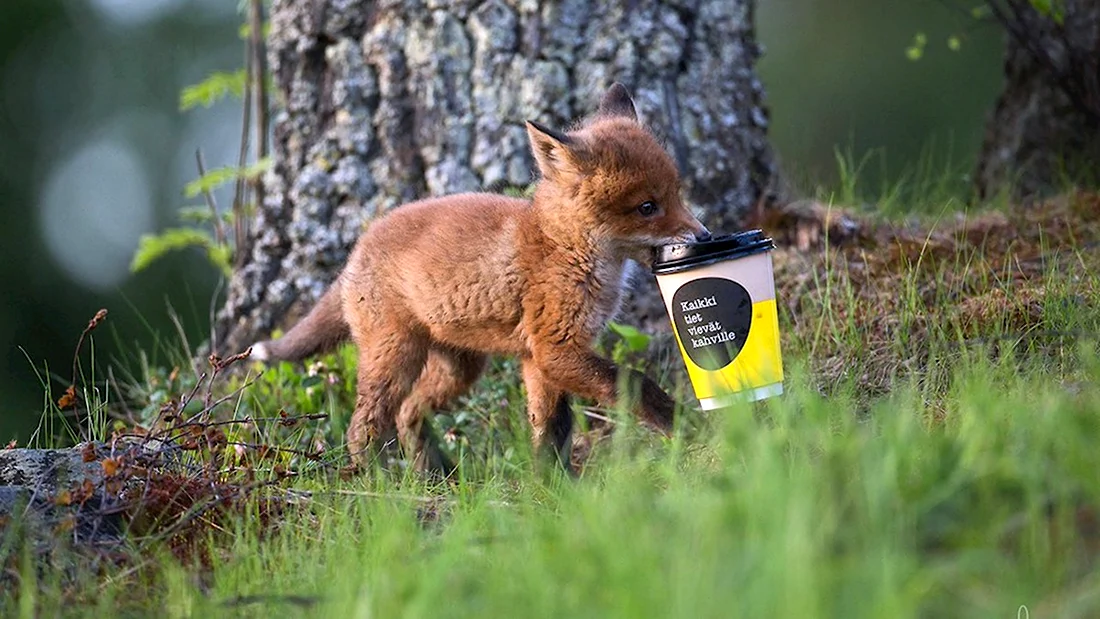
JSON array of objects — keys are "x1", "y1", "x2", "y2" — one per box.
[
  {"x1": 102, "y1": 457, "x2": 120, "y2": 477},
  {"x1": 57, "y1": 385, "x2": 77, "y2": 410}
]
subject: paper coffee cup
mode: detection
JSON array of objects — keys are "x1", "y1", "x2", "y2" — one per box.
[{"x1": 652, "y1": 230, "x2": 784, "y2": 409}]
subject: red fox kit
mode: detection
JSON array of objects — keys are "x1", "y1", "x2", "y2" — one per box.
[{"x1": 252, "y1": 83, "x2": 710, "y2": 470}]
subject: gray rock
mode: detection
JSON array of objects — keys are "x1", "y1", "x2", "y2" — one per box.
[
  {"x1": 0, "y1": 446, "x2": 102, "y2": 497},
  {"x1": 0, "y1": 445, "x2": 122, "y2": 553}
]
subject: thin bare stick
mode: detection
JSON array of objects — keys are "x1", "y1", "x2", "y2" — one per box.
[
  {"x1": 70, "y1": 310, "x2": 107, "y2": 395},
  {"x1": 232, "y1": 16, "x2": 254, "y2": 269},
  {"x1": 175, "y1": 413, "x2": 329, "y2": 430},
  {"x1": 195, "y1": 149, "x2": 227, "y2": 247},
  {"x1": 248, "y1": 0, "x2": 269, "y2": 222},
  {"x1": 184, "y1": 372, "x2": 261, "y2": 426},
  {"x1": 61, "y1": 309, "x2": 108, "y2": 440},
  {"x1": 580, "y1": 407, "x2": 618, "y2": 425}
]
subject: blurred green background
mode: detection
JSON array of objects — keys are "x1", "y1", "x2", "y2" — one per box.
[{"x1": 0, "y1": 0, "x2": 1003, "y2": 440}]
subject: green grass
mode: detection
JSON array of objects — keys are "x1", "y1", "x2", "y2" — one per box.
[
  {"x1": 8, "y1": 165, "x2": 1100, "y2": 617},
  {"x1": 12, "y1": 344, "x2": 1100, "y2": 618}
]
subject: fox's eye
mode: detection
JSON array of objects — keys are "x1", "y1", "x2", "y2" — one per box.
[{"x1": 637, "y1": 201, "x2": 658, "y2": 217}]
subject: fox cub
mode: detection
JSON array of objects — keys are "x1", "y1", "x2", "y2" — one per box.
[{"x1": 252, "y1": 83, "x2": 710, "y2": 470}]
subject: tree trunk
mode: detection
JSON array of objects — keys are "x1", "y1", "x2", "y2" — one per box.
[
  {"x1": 213, "y1": 0, "x2": 779, "y2": 356},
  {"x1": 974, "y1": 0, "x2": 1100, "y2": 201}
]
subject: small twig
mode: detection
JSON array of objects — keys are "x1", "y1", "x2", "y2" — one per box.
[
  {"x1": 165, "y1": 372, "x2": 207, "y2": 430},
  {"x1": 157, "y1": 408, "x2": 324, "y2": 446},
  {"x1": 232, "y1": 12, "x2": 253, "y2": 269},
  {"x1": 195, "y1": 149, "x2": 227, "y2": 247},
  {"x1": 249, "y1": 0, "x2": 269, "y2": 195},
  {"x1": 232, "y1": 0, "x2": 270, "y2": 268},
  {"x1": 950, "y1": 327, "x2": 1099, "y2": 349},
  {"x1": 62, "y1": 309, "x2": 108, "y2": 440},
  {"x1": 201, "y1": 347, "x2": 252, "y2": 412},
  {"x1": 96, "y1": 558, "x2": 154, "y2": 593},
  {"x1": 172, "y1": 413, "x2": 329, "y2": 431},
  {"x1": 191, "y1": 364, "x2": 258, "y2": 425},
  {"x1": 580, "y1": 407, "x2": 618, "y2": 425},
  {"x1": 70, "y1": 310, "x2": 107, "y2": 388}
]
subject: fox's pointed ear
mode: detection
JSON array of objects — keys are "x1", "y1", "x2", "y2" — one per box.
[
  {"x1": 526, "y1": 120, "x2": 588, "y2": 183},
  {"x1": 598, "y1": 82, "x2": 637, "y2": 121}
]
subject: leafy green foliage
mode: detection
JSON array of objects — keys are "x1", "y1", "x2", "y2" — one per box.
[
  {"x1": 131, "y1": 158, "x2": 270, "y2": 277},
  {"x1": 177, "y1": 205, "x2": 233, "y2": 225},
  {"x1": 179, "y1": 70, "x2": 246, "y2": 111},
  {"x1": 606, "y1": 321, "x2": 653, "y2": 353},
  {"x1": 183, "y1": 158, "x2": 271, "y2": 199},
  {"x1": 133, "y1": 5, "x2": 272, "y2": 277},
  {"x1": 1030, "y1": 0, "x2": 1066, "y2": 24},
  {"x1": 237, "y1": 21, "x2": 272, "y2": 40},
  {"x1": 130, "y1": 228, "x2": 231, "y2": 277}
]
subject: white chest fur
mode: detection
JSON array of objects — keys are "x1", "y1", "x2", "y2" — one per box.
[{"x1": 585, "y1": 258, "x2": 638, "y2": 333}]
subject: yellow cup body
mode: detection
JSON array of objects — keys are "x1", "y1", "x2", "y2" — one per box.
[{"x1": 655, "y1": 250, "x2": 784, "y2": 409}]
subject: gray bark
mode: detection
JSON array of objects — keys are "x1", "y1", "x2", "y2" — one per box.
[
  {"x1": 214, "y1": 0, "x2": 779, "y2": 355},
  {"x1": 975, "y1": 0, "x2": 1100, "y2": 201}
]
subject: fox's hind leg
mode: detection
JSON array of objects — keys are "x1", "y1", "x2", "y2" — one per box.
[
  {"x1": 522, "y1": 362, "x2": 576, "y2": 474},
  {"x1": 396, "y1": 347, "x2": 487, "y2": 474},
  {"x1": 345, "y1": 326, "x2": 429, "y2": 468}
]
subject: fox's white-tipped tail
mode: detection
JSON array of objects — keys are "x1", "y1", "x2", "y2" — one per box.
[
  {"x1": 250, "y1": 342, "x2": 270, "y2": 361},
  {"x1": 244, "y1": 279, "x2": 351, "y2": 363}
]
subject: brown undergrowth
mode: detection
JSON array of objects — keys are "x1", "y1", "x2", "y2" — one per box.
[
  {"x1": 7, "y1": 323, "x2": 333, "y2": 587},
  {"x1": 746, "y1": 190, "x2": 1100, "y2": 397}
]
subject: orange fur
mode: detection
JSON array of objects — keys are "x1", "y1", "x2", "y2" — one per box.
[{"x1": 252, "y1": 83, "x2": 709, "y2": 471}]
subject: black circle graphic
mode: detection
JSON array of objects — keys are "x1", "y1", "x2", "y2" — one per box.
[{"x1": 670, "y1": 277, "x2": 753, "y2": 371}]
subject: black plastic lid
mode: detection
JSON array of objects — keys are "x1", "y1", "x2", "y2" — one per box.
[{"x1": 652, "y1": 229, "x2": 775, "y2": 274}]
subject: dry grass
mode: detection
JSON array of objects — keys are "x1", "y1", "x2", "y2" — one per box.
[{"x1": 747, "y1": 190, "x2": 1100, "y2": 395}]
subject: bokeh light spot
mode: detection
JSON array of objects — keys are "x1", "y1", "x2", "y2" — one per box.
[{"x1": 39, "y1": 135, "x2": 154, "y2": 291}]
